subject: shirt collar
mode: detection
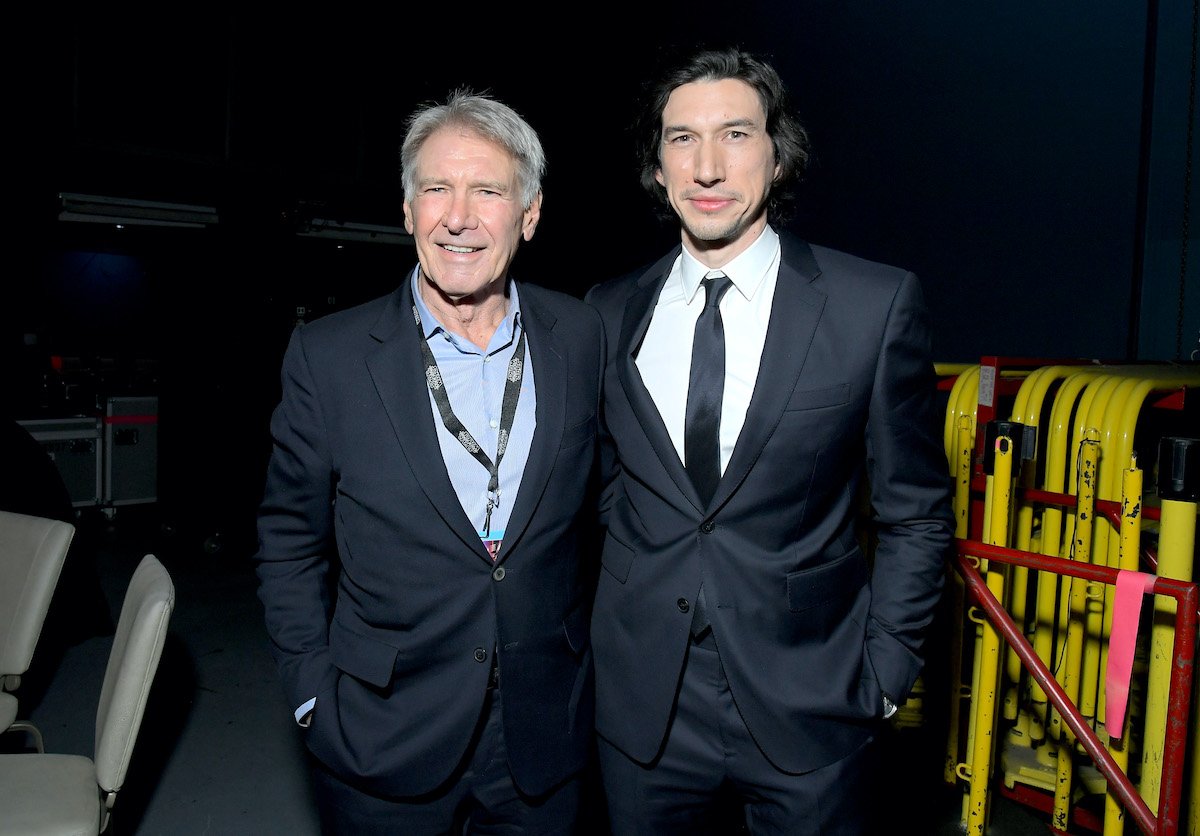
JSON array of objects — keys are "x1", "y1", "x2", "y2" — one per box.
[
  {"x1": 410, "y1": 265, "x2": 522, "y2": 344},
  {"x1": 679, "y1": 225, "x2": 780, "y2": 304}
]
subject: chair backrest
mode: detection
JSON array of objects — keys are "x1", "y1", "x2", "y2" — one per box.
[
  {"x1": 93, "y1": 553, "x2": 174, "y2": 801},
  {"x1": 0, "y1": 509, "x2": 76, "y2": 682}
]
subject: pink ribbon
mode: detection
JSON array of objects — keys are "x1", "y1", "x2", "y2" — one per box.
[{"x1": 1105, "y1": 570, "x2": 1158, "y2": 738}]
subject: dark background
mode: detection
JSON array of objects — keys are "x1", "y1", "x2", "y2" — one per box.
[{"x1": 5, "y1": 3, "x2": 1198, "y2": 550}]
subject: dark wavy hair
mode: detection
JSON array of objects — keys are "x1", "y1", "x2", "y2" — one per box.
[{"x1": 634, "y1": 47, "x2": 812, "y2": 225}]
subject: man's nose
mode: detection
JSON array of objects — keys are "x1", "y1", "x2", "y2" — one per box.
[
  {"x1": 444, "y1": 192, "x2": 478, "y2": 232},
  {"x1": 694, "y1": 141, "x2": 725, "y2": 186}
]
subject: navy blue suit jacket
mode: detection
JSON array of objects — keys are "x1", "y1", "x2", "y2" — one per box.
[
  {"x1": 255, "y1": 275, "x2": 604, "y2": 797},
  {"x1": 585, "y1": 232, "x2": 954, "y2": 773}
]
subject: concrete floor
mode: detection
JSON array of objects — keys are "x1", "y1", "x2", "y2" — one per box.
[{"x1": 6, "y1": 506, "x2": 1067, "y2": 835}]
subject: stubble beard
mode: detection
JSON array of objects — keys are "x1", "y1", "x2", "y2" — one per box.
[{"x1": 679, "y1": 210, "x2": 751, "y2": 250}]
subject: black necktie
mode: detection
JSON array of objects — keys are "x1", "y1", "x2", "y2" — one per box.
[{"x1": 684, "y1": 272, "x2": 734, "y2": 506}]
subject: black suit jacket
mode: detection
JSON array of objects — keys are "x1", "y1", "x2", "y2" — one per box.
[
  {"x1": 585, "y1": 232, "x2": 954, "y2": 773},
  {"x1": 254, "y1": 275, "x2": 604, "y2": 798}
]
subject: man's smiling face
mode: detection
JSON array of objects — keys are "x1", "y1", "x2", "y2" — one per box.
[{"x1": 403, "y1": 126, "x2": 540, "y2": 304}]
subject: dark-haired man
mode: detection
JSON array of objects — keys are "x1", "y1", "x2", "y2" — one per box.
[{"x1": 586, "y1": 48, "x2": 954, "y2": 834}]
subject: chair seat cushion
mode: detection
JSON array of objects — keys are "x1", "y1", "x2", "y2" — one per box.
[{"x1": 0, "y1": 753, "x2": 99, "y2": 834}]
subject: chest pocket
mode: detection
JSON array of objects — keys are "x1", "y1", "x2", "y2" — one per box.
[{"x1": 783, "y1": 382, "x2": 850, "y2": 413}]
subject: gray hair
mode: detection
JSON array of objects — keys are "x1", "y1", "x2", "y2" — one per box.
[{"x1": 400, "y1": 88, "x2": 546, "y2": 209}]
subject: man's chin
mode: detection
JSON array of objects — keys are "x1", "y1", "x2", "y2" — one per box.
[
  {"x1": 681, "y1": 218, "x2": 740, "y2": 246},
  {"x1": 420, "y1": 268, "x2": 507, "y2": 304}
]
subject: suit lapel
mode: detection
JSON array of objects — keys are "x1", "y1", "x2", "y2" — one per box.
[
  {"x1": 496, "y1": 289, "x2": 563, "y2": 560},
  {"x1": 713, "y1": 238, "x2": 826, "y2": 506},
  {"x1": 365, "y1": 280, "x2": 489, "y2": 557},
  {"x1": 615, "y1": 249, "x2": 702, "y2": 505}
]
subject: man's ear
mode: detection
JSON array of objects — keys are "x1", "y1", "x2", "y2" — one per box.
[
  {"x1": 522, "y1": 191, "x2": 543, "y2": 242},
  {"x1": 402, "y1": 201, "x2": 414, "y2": 234}
]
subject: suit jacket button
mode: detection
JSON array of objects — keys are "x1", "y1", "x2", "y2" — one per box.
[
  {"x1": 474, "y1": 647, "x2": 488, "y2": 663},
  {"x1": 701, "y1": 521, "x2": 715, "y2": 533},
  {"x1": 677, "y1": 598, "x2": 690, "y2": 613},
  {"x1": 492, "y1": 566, "x2": 505, "y2": 581}
]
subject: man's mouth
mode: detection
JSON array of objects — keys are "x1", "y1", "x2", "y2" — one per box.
[
  {"x1": 441, "y1": 244, "x2": 481, "y2": 254},
  {"x1": 686, "y1": 192, "x2": 737, "y2": 211}
]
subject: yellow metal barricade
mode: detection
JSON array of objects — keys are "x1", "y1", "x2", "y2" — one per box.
[
  {"x1": 943, "y1": 366, "x2": 980, "y2": 785},
  {"x1": 1147, "y1": 437, "x2": 1200, "y2": 820},
  {"x1": 937, "y1": 354, "x2": 1197, "y2": 834},
  {"x1": 962, "y1": 424, "x2": 1020, "y2": 835}
]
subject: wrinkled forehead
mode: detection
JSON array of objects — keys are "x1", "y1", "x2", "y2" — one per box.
[{"x1": 412, "y1": 127, "x2": 519, "y2": 183}]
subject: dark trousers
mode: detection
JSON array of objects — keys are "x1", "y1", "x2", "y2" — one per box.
[
  {"x1": 597, "y1": 634, "x2": 879, "y2": 836},
  {"x1": 311, "y1": 688, "x2": 582, "y2": 835}
]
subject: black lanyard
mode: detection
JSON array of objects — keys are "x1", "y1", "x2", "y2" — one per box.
[{"x1": 413, "y1": 305, "x2": 527, "y2": 537}]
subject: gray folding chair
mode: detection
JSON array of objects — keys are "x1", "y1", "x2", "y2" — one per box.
[
  {"x1": 0, "y1": 508, "x2": 76, "y2": 753},
  {"x1": 0, "y1": 553, "x2": 175, "y2": 834}
]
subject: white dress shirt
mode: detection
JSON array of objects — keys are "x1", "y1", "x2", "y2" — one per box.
[{"x1": 636, "y1": 225, "x2": 781, "y2": 474}]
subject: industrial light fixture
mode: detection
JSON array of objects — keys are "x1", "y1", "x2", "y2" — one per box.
[
  {"x1": 296, "y1": 217, "x2": 413, "y2": 245},
  {"x1": 57, "y1": 192, "x2": 219, "y2": 228}
]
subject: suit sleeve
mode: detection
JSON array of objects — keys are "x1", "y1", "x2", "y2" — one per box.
[
  {"x1": 253, "y1": 324, "x2": 339, "y2": 714},
  {"x1": 863, "y1": 272, "x2": 954, "y2": 702}
]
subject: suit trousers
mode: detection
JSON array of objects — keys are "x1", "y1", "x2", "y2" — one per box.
[
  {"x1": 597, "y1": 633, "x2": 880, "y2": 836},
  {"x1": 310, "y1": 687, "x2": 582, "y2": 835}
]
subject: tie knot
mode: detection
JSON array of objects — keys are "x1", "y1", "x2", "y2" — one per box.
[{"x1": 702, "y1": 272, "x2": 733, "y2": 309}]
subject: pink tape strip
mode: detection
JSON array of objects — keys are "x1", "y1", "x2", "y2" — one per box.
[{"x1": 1106, "y1": 570, "x2": 1158, "y2": 738}]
